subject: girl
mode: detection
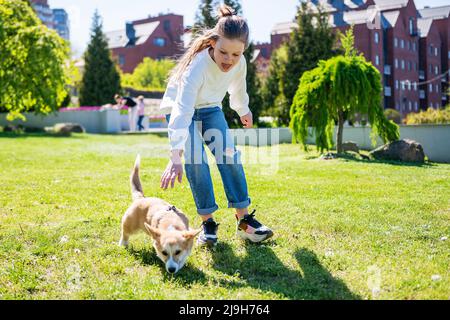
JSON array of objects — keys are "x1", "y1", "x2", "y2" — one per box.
[
  {"x1": 159, "y1": 5, "x2": 273, "y2": 247},
  {"x1": 136, "y1": 95, "x2": 146, "y2": 131}
]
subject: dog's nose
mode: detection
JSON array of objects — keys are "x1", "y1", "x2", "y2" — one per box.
[{"x1": 168, "y1": 267, "x2": 176, "y2": 274}]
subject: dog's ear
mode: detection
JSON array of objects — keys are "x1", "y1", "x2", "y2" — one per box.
[
  {"x1": 183, "y1": 228, "x2": 202, "y2": 240},
  {"x1": 144, "y1": 223, "x2": 161, "y2": 239}
]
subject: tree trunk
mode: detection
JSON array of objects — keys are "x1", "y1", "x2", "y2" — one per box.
[{"x1": 336, "y1": 109, "x2": 345, "y2": 154}]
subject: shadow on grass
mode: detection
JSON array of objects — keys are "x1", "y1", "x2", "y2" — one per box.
[
  {"x1": 127, "y1": 246, "x2": 207, "y2": 285},
  {"x1": 0, "y1": 132, "x2": 86, "y2": 139},
  {"x1": 210, "y1": 242, "x2": 361, "y2": 300},
  {"x1": 306, "y1": 151, "x2": 436, "y2": 168}
]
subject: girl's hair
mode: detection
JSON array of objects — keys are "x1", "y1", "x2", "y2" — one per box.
[{"x1": 169, "y1": 5, "x2": 249, "y2": 83}]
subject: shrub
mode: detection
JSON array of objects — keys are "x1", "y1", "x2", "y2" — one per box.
[
  {"x1": 384, "y1": 108, "x2": 402, "y2": 124},
  {"x1": 406, "y1": 106, "x2": 450, "y2": 125}
]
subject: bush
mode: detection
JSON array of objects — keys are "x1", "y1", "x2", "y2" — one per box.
[
  {"x1": 121, "y1": 58, "x2": 175, "y2": 91},
  {"x1": 406, "y1": 106, "x2": 450, "y2": 125},
  {"x1": 384, "y1": 108, "x2": 402, "y2": 124}
]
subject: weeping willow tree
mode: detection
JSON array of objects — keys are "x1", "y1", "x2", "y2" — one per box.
[{"x1": 289, "y1": 28, "x2": 399, "y2": 154}]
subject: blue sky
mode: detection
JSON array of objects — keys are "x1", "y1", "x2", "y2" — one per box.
[{"x1": 48, "y1": 0, "x2": 450, "y2": 57}]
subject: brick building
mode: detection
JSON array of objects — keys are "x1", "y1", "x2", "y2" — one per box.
[
  {"x1": 268, "y1": 0, "x2": 449, "y2": 115},
  {"x1": 105, "y1": 14, "x2": 185, "y2": 74}
]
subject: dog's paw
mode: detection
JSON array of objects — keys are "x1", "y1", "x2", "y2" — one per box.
[{"x1": 118, "y1": 239, "x2": 129, "y2": 247}]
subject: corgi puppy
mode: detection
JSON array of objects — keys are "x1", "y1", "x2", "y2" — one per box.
[{"x1": 119, "y1": 155, "x2": 201, "y2": 274}]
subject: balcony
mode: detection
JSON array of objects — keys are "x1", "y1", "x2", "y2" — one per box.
[
  {"x1": 384, "y1": 65, "x2": 391, "y2": 75},
  {"x1": 384, "y1": 86, "x2": 392, "y2": 97},
  {"x1": 419, "y1": 71, "x2": 425, "y2": 80},
  {"x1": 419, "y1": 90, "x2": 425, "y2": 99}
]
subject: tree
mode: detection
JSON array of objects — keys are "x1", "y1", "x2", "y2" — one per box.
[
  {"x1": 192, "y1": 0, "x2": 218, "y2": 35},
  {"x1": 79, "y1": 10, "x2": 121, "y2": 106},
  {"x1": 278, "y1": 2, "x2": 337, "y2": 126},
  {"x1": 121, "y1": 58, "x2": 175, "y2": 91},
  {"x1": 261, "y1": 44, "x2": 289, "y2": 125},
  {"x1": 0, "y1": 0, "x2": 70, "y2": 120},
  {"x1": 289, "y1": 29, "x2": 399, "y2": 154}
]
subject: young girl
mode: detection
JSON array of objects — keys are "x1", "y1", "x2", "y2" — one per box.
[
  {"x1": 136, "y1": 95, "x2": 146, "y2": 131},
  {"x1": 159, "y1": 5, "x2": 273, "y2": 247}
]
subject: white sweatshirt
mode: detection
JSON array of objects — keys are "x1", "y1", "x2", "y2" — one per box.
[{"x1": 160, "y1": 48, "x2": 250, "y2": 151}]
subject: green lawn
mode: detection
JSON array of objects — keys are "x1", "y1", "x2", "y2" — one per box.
[{"x1": 0, "y1": 132, "x2": 448, "y2": 300}]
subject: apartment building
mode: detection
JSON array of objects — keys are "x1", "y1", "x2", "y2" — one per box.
[
  {"x1": 270, "y1": 0, "x2": 449, "y2": 114},
  {"x1": 30, "y1": 0, "x2": 70, "y2": 41}
]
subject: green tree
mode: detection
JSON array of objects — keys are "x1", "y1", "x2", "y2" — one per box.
[
  {"x1": 122, "y1": 58, "x2": 175, "y2": 91},
  {"x1": 0, "y1": 0, "x2": 70, "y2": 120},
  {"x1": 279, "y1": 2, "x2": 337, "y2": 126},
  {"x1": 290, "y1": 29, "x2": 399, "y2": 154},
  {"x1": 261, "y1": 44, "x2": 289, "y2": 125},
  {"x1": 192, "y1": 0, "x2": 218, "y2": 35},
  {"x1": 79, "y1": 10, "x2": 121, "y2": 106}
]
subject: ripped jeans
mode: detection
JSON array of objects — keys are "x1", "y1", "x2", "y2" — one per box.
[{"x1": 166, "y1": 107, "x2": 251, "y2": 215}]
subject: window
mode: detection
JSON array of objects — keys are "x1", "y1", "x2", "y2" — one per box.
[
  {"x1": 435, "y1": 66, "x2": 439, "y2": 75},
  {"x1": 375, "y1": 55, "x2": 380, "y2": 66},
  {"x1": 401, "y1": 39, "x2": 405, "y2": 49},
  {"x1": 408, "y1": 61, "x2": 412, "y2": 71},
  {"x1": 401, "y1": 82, "x2": 406, "y2": 90},
  {"x1": 409, "y1": 18, "x2": 414, "y2": 35},
  {"x1": 119, "y1": 54, "x2": 125, "y2": 66},
  {"x1": 412, "y1": 42, "x2": 416, "y2": 52},
  {"x1": 374, "y1": 32, "x2": 379, "y2": 44},
  {"x1": 395, "y1": 59, "x2": 399, "y2": 69},
  {"x1": 409, "y1": 101, "x2": 412, "y2": 111},
  {"x1": 395, "y1": 80, "x2": 399, "y2": 90},
  {"x1": 407, "y1": 41, "x2": 411, "y2": 51},
  {"x1": 163, "y1": 20, "x2": 171, "y2": 32},
  {"x1": 429, "y1": 84, "x2": 433, "y2": 92},
  {"x1": 430, "y1": 64, "x2": 433, "y2": 73},
  {"x1": 401, "y1": 60, "x2": 405, "y2": 70},
  {"x1": 448, "y1": 51, "x2": 450, "y2": 59},
  {"x1": 153, "y1": 37, "x2": 166, "y2": 47},
  {"x1": 394, "y1": 38, "x2": 398, "y2": 47},
  {"x1": 436, "y1": 84, "x2": 439, "y2": 92},
  {"x1": 429, "y1": 45, "x2": 433, "y2": 55},
  {"x1": 435, "y1": 47, "x2": 438, "y2": 56},
  {"x1": 415, "y1": 102, "x2": 418, "y2": 111},
  {"x1": 414, "y1": 82, "x2": 417, "y2": 91},
  {"x1": 408, "y1": 82, "x2": 412, "y2": 91}
]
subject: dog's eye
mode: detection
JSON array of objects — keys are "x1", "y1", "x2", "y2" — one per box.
[
  {"x1": 162, "y1": 251, "x2": 168, "y2": 256},
  {"x1": 175, "y1": 250, "x2": 181, "y2": 255}
]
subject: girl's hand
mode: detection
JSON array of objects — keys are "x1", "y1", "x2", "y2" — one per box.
[
  {"x1": 240, "y1": 111, "x2": 253, "y2": 128},
  {"x1": 160, "y1": 150, "x2": 183, "y2": 189}
]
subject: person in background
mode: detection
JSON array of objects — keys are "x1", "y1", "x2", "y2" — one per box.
[
  {"x1": 115, "y1": 94, "x2": 137, "y2": 132},
  {"x1": 136, "y1": 95, "x2": 146, "y2": 131}
]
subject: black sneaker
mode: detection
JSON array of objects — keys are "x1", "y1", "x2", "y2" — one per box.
[
  {"x1": 236, "y1": 210, "x2": 273, "y2": 243},
  {"x1": 197, "y1": 218, "x2": 219, "y2": 247}
]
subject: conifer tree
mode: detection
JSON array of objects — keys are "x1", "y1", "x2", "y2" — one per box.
[
  {"x1": 278, "y1": 2, "x2": 337, "y2": 126},
  {"x1": 79, "y1": 10, "x2": 121, "y2": 106}
]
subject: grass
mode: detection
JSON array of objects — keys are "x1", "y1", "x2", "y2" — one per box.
[{"x1": 0, "y1": 132, "x2": 448, "y2": 300}]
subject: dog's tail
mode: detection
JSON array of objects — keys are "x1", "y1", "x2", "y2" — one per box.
[{"x1": 131, "y1": 154, "x2": 144, "y2": 200}]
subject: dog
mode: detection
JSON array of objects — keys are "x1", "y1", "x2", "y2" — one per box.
[{"x1": 119, "y1": 155, "x2": 201, "y2": 274}]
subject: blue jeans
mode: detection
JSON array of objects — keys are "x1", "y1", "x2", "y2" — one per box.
[{"x1": 166, "y1": 107, "x2": 251, "y2": 215}]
